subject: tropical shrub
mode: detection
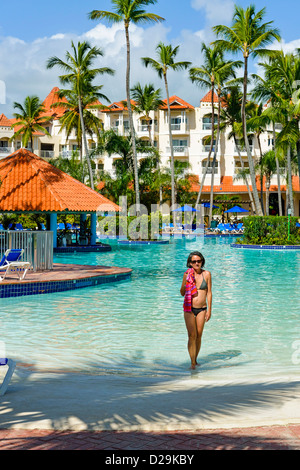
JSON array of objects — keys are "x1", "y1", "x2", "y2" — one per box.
[{"x1": 236, "y1": 216, "x2": 300, "y2": 245}]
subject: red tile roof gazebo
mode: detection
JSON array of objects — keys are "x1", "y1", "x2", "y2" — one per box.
[{"x1": 0, "y1": 148, "x2": 120, "y2": 247}]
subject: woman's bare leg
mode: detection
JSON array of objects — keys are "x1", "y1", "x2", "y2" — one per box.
[
  {"x1": 184, "y1": 312, "x2": 198, "y2": 369},
  {"x1": 195, "y1": 311, "x2": 206, "y2": 365}
]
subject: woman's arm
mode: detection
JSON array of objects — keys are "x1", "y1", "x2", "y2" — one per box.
[
  {"x1": 180, "y1": 272, "x2": 187, "y2": 296},
  {"x1": 206, "y1": 272, "x2": 212, "y2": 321}
]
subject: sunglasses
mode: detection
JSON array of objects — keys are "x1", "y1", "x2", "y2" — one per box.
[{"x1": 191, "y1": 260, "x2": 202, "y2": 265}]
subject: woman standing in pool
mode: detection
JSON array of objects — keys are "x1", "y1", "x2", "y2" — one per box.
[{"x1": 180, "y1": 251, "x2": 212, "y2": 369}]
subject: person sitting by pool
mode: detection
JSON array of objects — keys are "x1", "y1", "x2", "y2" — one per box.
[{"x1": 180, "y1": 251, "x2": 212, "y2": 370}]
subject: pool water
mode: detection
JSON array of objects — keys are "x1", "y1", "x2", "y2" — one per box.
[{"x1": 1, "y1": 237, "x2": 300, "y2": 381}]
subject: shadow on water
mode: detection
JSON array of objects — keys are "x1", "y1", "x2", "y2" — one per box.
[{"x1": 11, "y1": 349, "x2": 246, "y2": 379}]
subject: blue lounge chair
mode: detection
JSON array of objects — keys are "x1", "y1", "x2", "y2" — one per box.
[
  {"x1": 0, "y1": 358, "x2": 16, "y2": 396},
  {"x1": 0, "y1": 249, "x2": 31, "y2": 281}
]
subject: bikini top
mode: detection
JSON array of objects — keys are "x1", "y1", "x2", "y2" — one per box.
[{"x1": 197, "y1": 272, "x2": 208, "y2": 291}]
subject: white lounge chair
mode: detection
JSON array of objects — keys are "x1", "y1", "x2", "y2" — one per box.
[
  {"x1": 0, "y1": 358, "x2": 16, "y2": 396},
  {"x1": 0, "y1": 249, "x2": 31, "y2": 281}
]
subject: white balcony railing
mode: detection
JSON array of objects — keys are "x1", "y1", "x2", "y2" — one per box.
[
  {"x1": 166, "y1": 146, "x2": 189, "y2": 156},
  {"x1": 137, "y1": 124, "x2": 158, "y2": 133},
  {"x1": 202, "y1": 167, "x2": 218, "y2": 175},
  {"x1": 41, "y1": 150, "x2": 55, "y2": 159},
  {"x1": 0, "y1": 146, "x2": 13, "y2": 155},
  {"x1": 235, "y1": 145, "x2": 253, "y2": 154}
]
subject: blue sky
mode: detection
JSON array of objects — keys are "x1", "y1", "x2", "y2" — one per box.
[{"x1": 1, "y1": 0, "x2": 300, "y2": 116}]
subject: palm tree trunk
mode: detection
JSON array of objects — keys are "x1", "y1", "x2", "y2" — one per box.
[
  {"x1": 78, "y1": 96, "x2": 94, "y2": 190},
  {"x1": 125, "y1": 22, "x2": 140, "y2": 215},
  {"x1": 266, "y1": 180, "x2": 270, "y2": 216},
  {"x1": 257, "y1": 134, "x2": 265, "y2": 214},
  {"x1": 196, "y1": 83, "x2": 215, "y2": 205},
  {"x1": 148, "y1": 119, "x2": 163, "y2": 207},
  {"x1": 233, "y1": 135, "x2": 255, "y2": 213},
  {"x1": 287, "y1": 145, "x2": 294, "y2": 215},
  {"x1": 163, "y1": 72, "x2": 176, "y2": 207},
  {"x1": 209, "y1": 90, "x2": 221, "y2": 225},
  {"x1": 273, "y1": 124, "x2": 283, "y2": 216},
  {"x1": 242, "y1": 56, "x2": 263, "y2": 215}
]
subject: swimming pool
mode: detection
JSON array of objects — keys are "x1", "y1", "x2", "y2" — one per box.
[{"x1": 1, "y1": 237, "x2": 299, "y2": 381}]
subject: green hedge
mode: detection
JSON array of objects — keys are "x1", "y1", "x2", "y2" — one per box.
[{"x1": 236, "y1": 216, "x2": 300, "y2": 246}]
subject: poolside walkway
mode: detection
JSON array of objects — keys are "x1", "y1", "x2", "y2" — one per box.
[
  {"x1": 1, "y1": 370, "x2": 300, "y2": 451},
  {"x1": 0, "y1": 425, "x2": 299, "y2": 450},
  {"x1": 0, "y1": 263, "x2": 132, "y2": 298}
]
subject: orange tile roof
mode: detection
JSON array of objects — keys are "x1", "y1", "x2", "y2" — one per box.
[
  {"x1": 200, "y1": 90, "x2": 218, "y2": 104},
  {"x1": 189, "y1": 176, "x2": 300, "y2": 194},
  {"x1": 160, "y1": 95, "x2": 194, "y2": 110},
  {"x1": 0, "y1": 113, "x2": 12, "y2": 127},
  {"x1": 0, "y1": 149, "x2": 120, "y2": 213},
  {"x1": 42, "y1": 87, "x2": 68, "y2": 119},
  {"x1": 200, "y1": 90, "x2": 218, "y2": 103},
  {"x1": 102, "y1": 100, "x2": 136, "y2": 113}
]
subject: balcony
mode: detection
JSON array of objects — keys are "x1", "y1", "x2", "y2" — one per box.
[
  {"x1": 170, "y1": 123, "x2": 189, "y2": 134},
  {"x1": 234, "y1": 145, "x2": 253, "y2": 154},
  {"x1": 137, "y1": 124, "x2": 158, "y2": 133},
  {"x1": 112, "y1": 126, "x2": 130, "y2": 136},
  {"x1": 202, "y1": 167, "x2": 218, "y2": 175},
  {"x1": 0, "y1": 146, "x2": 13, "y2": 155},
  {"x1": 41, "y1": 150, "x2": 55, "y2": 159},
  {"x1": 166, "y1": 146, "x2": 189, "y2": 157},
  {"x1": 202, "y1": 144, "x2": 216, "y2": 153}
]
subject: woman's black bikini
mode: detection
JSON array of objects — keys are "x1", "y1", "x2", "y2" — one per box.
[{"x1": 191, "y1": 271, "x2": 208, "y2": 317}]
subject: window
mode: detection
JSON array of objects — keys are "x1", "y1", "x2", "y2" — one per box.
[
  {"x1": 202, "y1": 116, "x2": 218, "y2": 129},
  {"x1": 202, "y1": 160, "x2": 218, "y2": 174},
  {"x1": 173, "y1": 139, "x2": 187, "y2": 147}
]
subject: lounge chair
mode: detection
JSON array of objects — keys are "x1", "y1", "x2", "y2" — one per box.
[
  {"x1": 0, "y1": 358, "x2": 16, "y2": 396},
  {"x1": 0, "y1": 249, "x2": 31, "y2": 281}
]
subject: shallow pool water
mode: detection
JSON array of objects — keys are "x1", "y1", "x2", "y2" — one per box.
[{"x1": 1, "y1": 237, "x2": 299, "y2": 380}]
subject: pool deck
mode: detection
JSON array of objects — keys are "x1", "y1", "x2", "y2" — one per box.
[
  {"x1": 0, "y1": 263, "x2": 132, "y2": 298},
  {"x1": 0, "y1": 370, "x2": 300, "y2": 450}
]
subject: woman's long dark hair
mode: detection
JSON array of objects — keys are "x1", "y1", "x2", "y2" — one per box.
[{"x1": 187, "y1": 251, "x2": 205, "y2": 268}]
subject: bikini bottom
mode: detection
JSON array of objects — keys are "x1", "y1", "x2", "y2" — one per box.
[{"x1": 191, "y1": 306, "x2": 207, "y2": 317}]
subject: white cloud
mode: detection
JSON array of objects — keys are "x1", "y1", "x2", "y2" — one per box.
[
  {"x1": 191, "y1": 0, "x2": 234, "y2": 25},
  {"x1": 0, "y1": 21, "x2": 216, "y2": 117}
]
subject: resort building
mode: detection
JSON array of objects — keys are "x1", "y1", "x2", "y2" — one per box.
[{"x1": 1, "y1": 87, "x2": 299, "y2": 216}]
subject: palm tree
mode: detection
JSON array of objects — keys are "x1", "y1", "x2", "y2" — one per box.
[
  {"x1": 261, "y1": 50, "x2": 300, "y2": 216},
  {"x1": 251, "y1": 72, "x2": 285, "y2": 215},
  {"x1": 89, "y1": 0, "x2": 164, "y2": 213},
  {"x1": 219, "y1": 86, "x2": 255, "y2": 212},
  {"x1": 46, "y1": 40, "x2": 114, "y2": 190},
  {"x1": 142, "y1": 42, "x2": 191, "y2": 207},
  {"x1": 10, "y1": 96, "x2": 51, "y2": 151},
  {"x1": 130, "y1": 83, "x2": 163, "y2": 145},
  {"x1": 256, "y1": 150, "x2": 277, "y2": 215},
  {"x1": 130, "y1": 82, "x2": 164, "y2": 205},
  {"x1": 53, "y1": 87, "x2": 108, "y2": 163},
  {"x1": 190, "y1": 43, "x2": 241, "y2": 223},
  {"x1": 213, "y1": 5, "x2": 281, "y2": 215}
]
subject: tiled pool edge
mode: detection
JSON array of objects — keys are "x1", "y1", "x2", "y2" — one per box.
[
  {"x1": 0, "y1": 271, "x2": 132, "y2": 299},
  {"x1": 54, "y1": 244, "x2": 111, "y2": 253},
  {"x1": 231, "y1": 243, "x2": 300, "y2": 250}
]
